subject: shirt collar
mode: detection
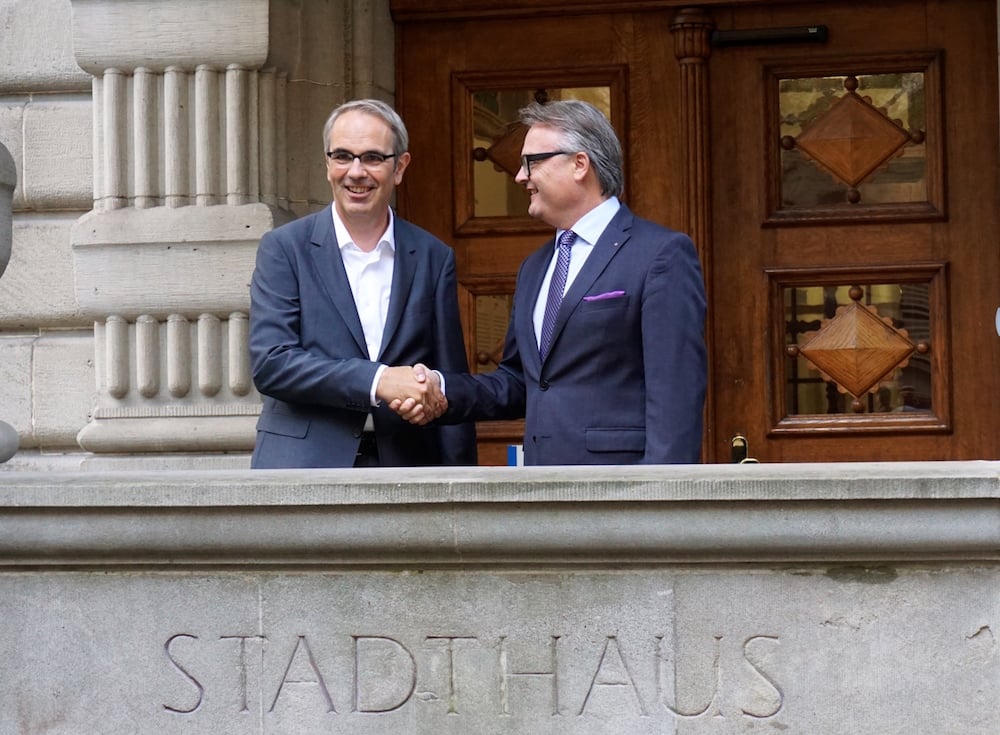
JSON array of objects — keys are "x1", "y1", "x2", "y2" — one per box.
[
  {"x1": 557, "y1": 196, "x2": 621, "y2": 247},
  {"x1": 332, "y1": 206, "x2": 396, "y2": 253}
]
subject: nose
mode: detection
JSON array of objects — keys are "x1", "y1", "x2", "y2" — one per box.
[
  {"x1": 514, "y1": 164, "x2": 528, "y2": 185},
  {"x1": 347, "y1": 156, "x2": 366, "y2": 175}
]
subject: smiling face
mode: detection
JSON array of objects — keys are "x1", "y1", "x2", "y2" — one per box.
[
  {"x1": 326, "y1": 110, "x2": 410, "y2": 230},
  {"x1": 514, "y1": 124, "x2": 590, "y2": 230}
]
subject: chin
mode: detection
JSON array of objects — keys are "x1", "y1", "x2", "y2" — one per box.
[{"x1": 341, "y1": 200, "x2": 373, "y2": 215}]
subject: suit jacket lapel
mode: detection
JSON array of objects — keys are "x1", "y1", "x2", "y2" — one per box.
[
  {"x1": 544, "y1": 207, "x2": 633, "y2": 361},
  {"x1": 308, "y1": 206, "x2": 368, "y2": 356},
  {"x1": 379, "y1": 217, "x2": 417, "y2": 360}
]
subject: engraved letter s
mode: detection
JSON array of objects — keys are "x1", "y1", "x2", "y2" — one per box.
[
  {"x1": 741, "y1": 635, "x2": 782, "y2": 719},
  {"x1": 163, "y1": 634, "x2": 204, "y2": 714}
]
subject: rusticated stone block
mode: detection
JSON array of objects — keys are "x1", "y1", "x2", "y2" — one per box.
[
  {"x1": 21, "y1": 97, "x2": 93, "y2": 210},
  {"x1": 0, "y1": 215, "x2": 83, "y2": 326},
  {"x1": 0, "y1": 0, "x2": 91, "y2": 93},
  {"x1": 31, "y1": 329, "x2": 94, "y2": 448}
]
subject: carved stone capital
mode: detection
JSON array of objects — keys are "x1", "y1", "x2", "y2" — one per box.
[{"x1": 71, "y1": 0, "x2": 269, "y2": 74}]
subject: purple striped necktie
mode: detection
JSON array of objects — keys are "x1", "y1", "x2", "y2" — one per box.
[{"x1": 539, "y1": 229, "x2": 576, "y2": 360}]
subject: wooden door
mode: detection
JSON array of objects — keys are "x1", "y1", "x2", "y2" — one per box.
[
  {"x1": 709, "y1": 0, "x2": 1000, "y2": 462},
  {"x1": 392, "y1": 0, "x2": 1000, "y2": 464}
]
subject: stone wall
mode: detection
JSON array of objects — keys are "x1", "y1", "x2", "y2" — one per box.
[
  {"x1": 0, "y1": 0, "x2": 94, "y2": 469},
  {"x1": 1, "y1": 462, "x2": 998, "y2": 733}
]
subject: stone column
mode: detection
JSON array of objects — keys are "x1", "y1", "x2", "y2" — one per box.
[
  {"x1": 0, "y1": 143, "x2": 17, "y2": 463},
  {"x1": 69, "y1": 0, "x2": 293, "y2": 462}
]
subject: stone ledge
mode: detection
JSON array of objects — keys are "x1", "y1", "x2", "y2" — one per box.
[
  {"x1": 77, "y1": 415, "x2": 258, "y2": 453},
  {"x1": 1, "y1": 461, "x2": 998, "y2": 566}
]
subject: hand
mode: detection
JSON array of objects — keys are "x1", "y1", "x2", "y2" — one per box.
[
  {"x1": 378, "y1": 364, "x2": 446, "y2": 425},
  {"x1": 389, "y1": 363, "x2": 445, "y2": 424}
]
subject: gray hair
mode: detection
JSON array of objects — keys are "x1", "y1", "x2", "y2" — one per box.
[
  {"x1": 519, "y1": 100, "x2": 624, "y2": 198},
  {"x1": 321, "y1": 99, "x2": 409, "y2": 156}
]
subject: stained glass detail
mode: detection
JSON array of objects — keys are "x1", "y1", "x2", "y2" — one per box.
[
  {"x1": 474, "y1": 293, "x2": 512, "y2": 373},
  {"x1": 471, "y1": 87, "x2": 611, "y2": 218},
  {"x1": 777, "y1": 70, "x2": 930, "y2": 212},
  {"x1": 784, "y1": 283, "x2": 933, "y2": 416}
]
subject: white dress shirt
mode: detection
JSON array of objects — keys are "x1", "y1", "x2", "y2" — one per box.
[
  {"x1": 532, "y1": 196, "x2": 621, "y2": 347},
  {"x1": 332, "y1": 207, "x2": 395, "y2": 410}
]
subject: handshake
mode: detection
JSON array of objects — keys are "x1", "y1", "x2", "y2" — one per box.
[{"x1": 375, "y1": 363, "x2": 444, "y2": 426}]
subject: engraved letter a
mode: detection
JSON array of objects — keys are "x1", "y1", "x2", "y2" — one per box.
[{"x1": 269, "y1": 635, "x2": 336, "y2": 713}]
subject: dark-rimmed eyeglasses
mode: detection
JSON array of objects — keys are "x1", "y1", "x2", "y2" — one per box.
[
  {"x1": 326, "y1": 149, "x2": 398, "y2": 167},
  {"x1": 520, "y1": 151, "x2": 573, "y2": 177}
]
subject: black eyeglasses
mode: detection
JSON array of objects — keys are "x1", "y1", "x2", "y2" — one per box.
[
  {"x1": 326, "y1": 149, "x2": 398, "y2": 167},
  {"x1": 520, "y1": 151, "x2": 573, "y2": 177}
]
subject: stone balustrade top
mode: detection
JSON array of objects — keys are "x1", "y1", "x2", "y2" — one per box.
[{"x1": 2, "y1": 461, "x2": 998, "y2": 566}]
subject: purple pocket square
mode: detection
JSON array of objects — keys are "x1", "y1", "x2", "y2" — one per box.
[{"x1": 583, "y1": 290, "x2": 626, "y2": 302}]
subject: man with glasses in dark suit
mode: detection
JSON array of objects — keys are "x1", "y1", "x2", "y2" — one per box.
[
  {"x1": 250, "y1": 99, "x2": 475, "y2": 468},
  {"x1": 396, "y1": 99, "x2": 706, "y2": 465}
]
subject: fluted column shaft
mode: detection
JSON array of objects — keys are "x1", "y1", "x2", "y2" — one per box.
[{"x1": 670, "y1": 7, "x2": 715, "y2": 462}]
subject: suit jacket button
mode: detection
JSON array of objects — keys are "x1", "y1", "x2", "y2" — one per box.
[{"x1": 539, "y1": 379, "x2": 549, "y2": 391}]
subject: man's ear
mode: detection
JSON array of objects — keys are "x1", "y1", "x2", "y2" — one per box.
[
  {"x1": 572, "y1": 151, "x2": 592, "y2": 184},
  {"x1": 394, "y1": 151, "x2": 412, "y2": 184}
]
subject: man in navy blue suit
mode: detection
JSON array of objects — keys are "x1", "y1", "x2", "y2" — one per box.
[
  {"x1": 249, "y1": 99, "x2": 476, "y2": 468},
  {"x1": 397, "y1": 100, "x2": 707, "y2": 465}
]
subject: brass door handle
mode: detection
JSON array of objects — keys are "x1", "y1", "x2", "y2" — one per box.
[{"x1": 730, "y1": 434, "x2": 760, "y2": 464}]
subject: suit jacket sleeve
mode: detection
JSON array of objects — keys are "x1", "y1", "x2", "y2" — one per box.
[
  {"x1": 438, "y1": 257, "x2": 530, "y2": 423},
  {"x1": 250, "y1": 224, "x2": 377, "y2": 412},
  {"x1": 640, "y1": 230, "x2": 707, "y2": 463}
]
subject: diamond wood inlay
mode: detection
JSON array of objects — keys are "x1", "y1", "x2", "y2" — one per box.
[
  {"x1": 795, "y1": 92, "x2": 911, "y2": 187},
  {"x1": 798, "y1": 300, "x2": 916, "y2": 397}
]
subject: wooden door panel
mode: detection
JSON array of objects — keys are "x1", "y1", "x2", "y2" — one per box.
[
  {"x1": 710, "y1": 0, "x2": 1000, "y2": 461},
  {"x1": 763, "y1": 52, "x2": 944, "y2": 225}
]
